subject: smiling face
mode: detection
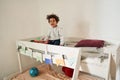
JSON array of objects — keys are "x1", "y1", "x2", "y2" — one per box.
[{"x1": 49, "y1": 18, "x2": 58, "y2": 28}]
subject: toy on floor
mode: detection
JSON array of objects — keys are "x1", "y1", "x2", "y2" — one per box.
[
  {"x1": 62, "y1": 66, "x2": 74, "y2": 77},
  {"x1": 29, "y1": 67, "x2": 39, "y2": 77}
]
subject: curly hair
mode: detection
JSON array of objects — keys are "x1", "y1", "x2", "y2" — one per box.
[{"x1": 46, "y1": 14, "x2": 59, "y2": 23}]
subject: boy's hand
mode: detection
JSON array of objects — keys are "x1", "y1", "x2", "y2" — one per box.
[
  {"x1": 32, "y1": 40, "x2": 44, "y2": 43},
  {"x1": 39, "y1": 40, "x2": 44, "y2": 43},
  {"x1": 44, "y1": 40, "x2": 49, "y2": 44}
]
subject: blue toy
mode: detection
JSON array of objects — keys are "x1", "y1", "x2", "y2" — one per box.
[{"x1": 29, "y1": 67, "x2": 39, "y2": 77}]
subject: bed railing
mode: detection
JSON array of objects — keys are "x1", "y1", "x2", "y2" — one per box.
[{"x1": 17, "y1": 41, "x2": 81, "y2": 80}]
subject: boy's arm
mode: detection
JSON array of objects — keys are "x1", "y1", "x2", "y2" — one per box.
[
  {"x1": 44, "y1": 29, "x2": 51, "y2": 41},
  {"x1": 59, "y1": 27, "x2": 64, "y2": 45}
]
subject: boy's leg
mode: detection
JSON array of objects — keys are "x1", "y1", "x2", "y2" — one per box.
[
  {"x1": 53, "y1": 39, "x2": 60, "y2": 45},
  {"x1": 48, "y1": 40, "x2": 53, "y2": 44}
]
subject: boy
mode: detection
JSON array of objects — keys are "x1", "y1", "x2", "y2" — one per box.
[{"x1": 44, "y1": 14, "x2": 64, "y2": 45}]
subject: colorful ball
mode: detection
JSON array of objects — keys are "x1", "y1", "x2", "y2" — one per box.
[{"x1": 29, "y1": 67, "x2": 39, "y2": 77}]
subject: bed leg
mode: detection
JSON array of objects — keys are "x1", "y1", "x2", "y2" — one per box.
[
  {"x1": 71, "y1": 49, "x2": 81, "y2": 80},
  {"x1": 17, "y1": 51, "x2": 22, "y2": 73},
  {"x1": 105, "y1": 53, "x2": 112, "y2": 80}
]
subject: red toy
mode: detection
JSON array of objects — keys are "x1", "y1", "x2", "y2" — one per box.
[{"x1": 62, "y1": 66, "x2": 74, "y2": 77}]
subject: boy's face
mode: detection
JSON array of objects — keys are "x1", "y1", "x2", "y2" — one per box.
[{"x1": 49, "y1": 18, "x2": 57, "y2": 28}]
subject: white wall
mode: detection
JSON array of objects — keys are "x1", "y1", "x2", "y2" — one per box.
[
  {"x1": 90, "y1": 0, "x2": 120, "y2": 41},
  {"x1": 39, "y1": 0, "x2": 96, "y2": 38},
  {"x1": 39, "y1": 0, "x2": 120, "y2": 41},
  {"x1": 0, "y1": 0, "x2": 41, "y2": 79}
]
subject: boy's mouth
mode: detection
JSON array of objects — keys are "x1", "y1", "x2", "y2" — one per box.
[{"x1": 51, "y1": 24, "x2": 55, "y2": 26}]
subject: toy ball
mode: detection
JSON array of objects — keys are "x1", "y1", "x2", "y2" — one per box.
[{"x1": 29, "y1": 67, "x2": 39, "y2": 77}]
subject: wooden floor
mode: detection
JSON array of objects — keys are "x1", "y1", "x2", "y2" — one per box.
[
  {"x1": 77, "y1": 72, "x2": 104, "y2": 80},
  {"x1": 11, "y1": 64, "x2": 105, "y2": 80}
]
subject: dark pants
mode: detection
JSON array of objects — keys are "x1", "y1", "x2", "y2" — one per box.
[{"x1": 48, "y1": 39, "x2": 60, "y2": 45}]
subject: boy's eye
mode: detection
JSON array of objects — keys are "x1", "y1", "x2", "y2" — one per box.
[{"x1": 49, "y1": 18, "x2": 56, "y2": 23}]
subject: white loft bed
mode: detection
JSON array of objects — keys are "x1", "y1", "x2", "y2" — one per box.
[{"x1": 4, "y1": 37, "x2": 120, "y2": 80}]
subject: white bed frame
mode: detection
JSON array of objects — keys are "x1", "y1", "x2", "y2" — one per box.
[
  {"x1": 5, "y1": 37, "x2": 120, "y2": 80},
  {"x1": 16, "y1": 39, "x2": 113, "y2": 80}
]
